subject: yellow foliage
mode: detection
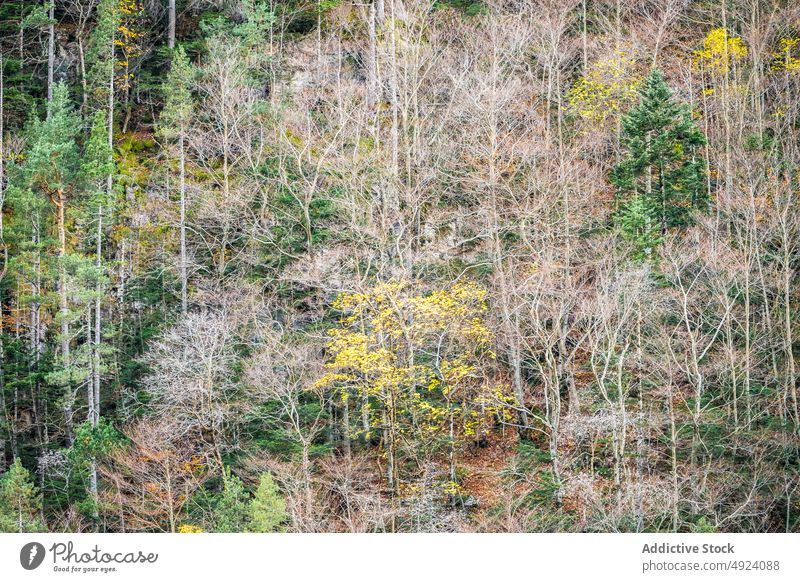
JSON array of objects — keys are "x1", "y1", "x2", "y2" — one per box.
[
  {"x1": 114, "y1": 0, "x2": 144, "y2": 91},
  {"x1": 180, "y1": 455, "x2": 207, "y2": 476},
  {"x1": 177, "y1": 524, "x2": 204, "y2": 533},
  {"x1": 320, "y1": 278, "x2": 500, "y2": 446},
  {"x1": 771, "y1": 37, "x2": 800, "y2": 73},
  {"x1": 412, "y1": 397, "x2": 449, "y2": 435},
  {"x1": 693, "y1": 28, "x2": 748, "y2": 74},
  {"x1": 567, "y1": 51, "x2": 640, "y2": 124},
  {"x1": 118, "y1": 0, "x2": 139, "y2": 15},
  {"x1": 464, "y1": 385, "x2": 516, "y2": 437},
  {"x1": 440, "y1": 480, "x2": 464, "y2": 496}
]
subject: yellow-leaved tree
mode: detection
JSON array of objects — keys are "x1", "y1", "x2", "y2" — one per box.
[
  {"x1": 316, "y1": 280, "x2": 510, "y2": 497},
  {"x1": 567, "y1": 50, "x2": 641, "y2": 126},
  {"x1": 771, "y1": 37, "x2": 800, "y2": 73},
  {"x1": 693, "y1": 28, "x2": 748, "y2": 76}
]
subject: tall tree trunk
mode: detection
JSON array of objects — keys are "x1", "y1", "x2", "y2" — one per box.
[
  {"x1": 668, "y1": 382, "x2": 679, "y2": 532},
  {"x1": 56, "y1": 190, "x2": 73, "y2": 444},
  {"x1": 0, "y1": 56, "x2": 7, "y2": 470},
  {"x1": 783, "y1": 233, "x2": 798, "y2": 429},
  {"x1": 366, "y1": 2, "x2": 378, "y2": 111},
  {"x1": 87, "y1": 205, "x2": 102, "y2": 524},
  {"x1": 179, "y1": 130, "x2": 187, "y2": 314},
  {"x1": 77, "y1": 37, "x2": 88, "y2": 114},
  {"x1": 31, "y1": 219, "x2": 43, "y2": 456},
  {"x1": 96, "y1": 28, "x2": 114, "y2": 418},
  {"x1": 581, "y1": 0, "x2": 588, "y2": 70},
  {"x1": 168, "y1": 0, "x2": 176, "y2": 49},
  {"x1": 387, "y1": 0, "x2": 399, "y2": 224},
  {"x1": 47, "y1": 0, "x2": 55, "y2": 104},
  {"x1": 94, "y1": 205, "x2": 102, "y2": 425},
  {"x1": 18, "y1": 4, "x2": 24, "y2": 61}
]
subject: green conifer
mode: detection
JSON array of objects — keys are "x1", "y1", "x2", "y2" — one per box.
[
  {"x1": 618, "y1": 194, "x2": 662, "y2": 261},
  {"x1": 249, "y1": 472, "x2": 286, "y2": 532},
  {"x1": 0, "y1": 459, "x2": 45, "y2": 532},
  {"x1": 611, "y1": 69, "x2": 708, "y2": 245}
]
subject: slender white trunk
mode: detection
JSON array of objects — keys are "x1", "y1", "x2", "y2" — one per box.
[
  {"x1": 366, "y1": 2, "x2": 377, "y2": 111},
  {"x1": 168, "y1": 0, "x2": 176, "y2": 49},
  {"x1": 0, "y1": 55, "x2": 7, "y2": 470},
  {"x1": 47, "y1": 1, "x2": 55, "y2": 105},
  {"x1": 56, "y1": 189, "x2": 73, "y2": 444},
  {"x1": 179, "y1": 130, "x2": 187, "y2": 314}
]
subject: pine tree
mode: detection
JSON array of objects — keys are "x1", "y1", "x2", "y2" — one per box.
[
  {"x1": 86, "y1": 0, "x2": 119, "y2": 112},
  {"x1": 10, "y1": 86, "x2": 113, "y2": 450},
  {"x1": 16, "y1": 83, "x2": 82, "y2": 443},
  {"x1": 211, "y1": 468, "x2": 251, "y2": 533},
  {"x1": 617, "y1": 194, "x2": 662, "y2": 261},
  {"x1": 0, "y1": 458, "x2": 45, "y2": 532},
  {"x1": 249, "y1": 472, "x2": 286, "y2": 532},
  {"x1": 158, "y1": 46, "x2": 194, "y2": 315},
  {"x1": 611, "y1": 69, "x2": 707, "y2": 240},
  {"x1": 79, "y1": 110, "x2": 114, "y2": 421},
  {"x1": 80, "y1": 110, "x2": 114, "y2": 197}
]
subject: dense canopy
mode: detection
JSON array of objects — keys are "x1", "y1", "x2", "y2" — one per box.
[{"x1": 0, "y1": 0, "x2": 798, "y2": 533}]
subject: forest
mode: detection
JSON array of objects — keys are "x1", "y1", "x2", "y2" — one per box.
[{"x1": 0, "y1": 0, "x2": 798, "y2": 533}]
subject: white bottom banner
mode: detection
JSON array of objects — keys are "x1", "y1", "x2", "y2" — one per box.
[{"x1": 1, "y1": 533, "x2": 797, "y2": 581}]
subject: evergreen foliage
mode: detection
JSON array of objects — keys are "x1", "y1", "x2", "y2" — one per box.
[
  {"x1": 0, "y1": 0, "x2": 797, "y2": 535},
  {"x1": 249, "y1": 472, "x2": 286, "y2": 533},
  {"x1": 611, "y1": 70, "x2": 707, "y2": 254},
  {"x1": 0, "y1": 459, "x2": 45, "y2": 532}
]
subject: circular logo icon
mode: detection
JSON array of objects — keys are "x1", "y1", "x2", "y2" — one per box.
[{"x1": 20, "y1": 542, "x2": 46, "y2": 570}]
